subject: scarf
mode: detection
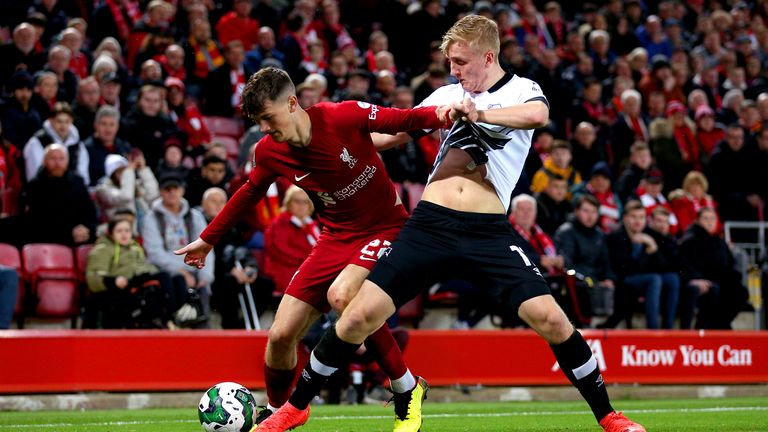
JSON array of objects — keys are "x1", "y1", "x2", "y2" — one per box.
[
  {"x1": 230, "y1": 67, "x2": 245, "y2": 110},
  {"x1": 189, "y1": 36, "x2": 224, "y2": 79},
  {"x1": 673, "y1": 124, "x2": 700, "y2": 170},
  {"x1": 256, "y1": 183, "x2": 281, "y2": 229},
  {"x1": 105, "y1": 0, "x2": 141, "y2": 42},
  {"x1": 628, "y1": 115, "x2": 648, "y2": 142},
  {"x1": 639, "y1": 192, "x2": 679, "y2": 234},
  {"x1": 290, "y1": 215, "x2": 321, "y2": 247},
  {"x1": 512, "y1": 221, "x2": 557, "y2": 257},
  {"x1": 587, "y1": 183, "x2": 620, "y2": 232}
]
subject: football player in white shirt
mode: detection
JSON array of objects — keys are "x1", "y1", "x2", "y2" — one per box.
[{"x1": 258, "y1": 15, "x2": 645, "y2": 432}]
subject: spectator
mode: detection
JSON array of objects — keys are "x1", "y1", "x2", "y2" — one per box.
[
  {"x1": 85, "y1": 215, "x2": 179, "y2": 329},
  {"x1": 94, "y1": 152, "x2": 159, "y2": 223},
  {"x1": 638, "y1": 56, "x2": 684, "y2": 105},
  {"x1": 569, "y1": 78, "x2": 610, "y2": 134},
  {"x1": 530, "y1": 140, "x2": 582, "y2": 196},
  {"x1": 85, "y1": 105, "x2": 131, "y2": 186},
  {"x1": 99, "y1": 72, "x2": 124, "y2": 113},
  {"x1": 203, "y1": 40, "x2": 254, "y2": 117},
  {"x1": 570, "y1": 122, "x2": 605, "y2": 181},
  {"x1": 121, "y1": 85, "x2": 180, "y2": 170},
  {"x1": 554, "y1": 195, "x2": 617, "y2": 317},
  {"x1": 72, "y1": 77, "x2": 101, "y2": 139},
  {"x1": 23, "y1": 143, "x2": 97, "y2": 246},
  {"x1": 215, "y1": 0, "x2": 260, "y2": 51},
  {"x1": 535, "y1": 175, "x2": 573, "y2": 235},
  {"x1": 413, "y1": 66, "x2": 448, "y2": 106},
  {"x1": 200, "y1": 187, "x2": 260, "y2": 329},
  {"x1": 604, "y1": 200, "x2": 679, "y2": 329},
  {"x1": 509, "y1": 194, "x2": 564, "y2": 275},
  {"x1": 141, "y1": 173, "x2": 212, "y2": 327},
  {"x1": 707, "y1": 124, "x2": 764, "y2": 222},
  {"x1": 43, "y1": 45, "x2": 78, "y2": 104},
  {"x1": 669, "y1": 171, "x2": 719, "y2": 234},
  {"x1": 278, "y1": 11, "x2": 310, "y2": 82},
  {"x1": 157, "y1": 44, "x2": 186, "y2": 81},
  {"x1": 263, "y1": 185, "x2": 320, "y2": 295},
  {"x1": 1, "y1": 71, "x2": 42, "y2": 148},
  {"x1": 694, "y1": 105, "x2": 724, "y2": 157},
  {"x1": 646, "y1": 205, "x2": 682, "y2": 319},
  {"x1": 165, "y1": 77, "x2": 210, "y2": 156},
  {"x1": 0, "y1": 266, "x2": 18, "y2": 329},
  {"x1": 30, "y1": 71, "x2": 59, "y2": 119},
  {"x1": 59, "y1": 28, "x2": 90, "y2": 80},
  {"x1": 155, "y1": 141, "x2": 189, "y2": 181},
  {"x1": 679, "y1": 207, "x2": 749, "y2": 329},
  {"x1": 24, "y1": 102, "x2": 90, "y2": 184},
  {"x1": 717, "y1": 89, "x2": 743, "y2": 126},
  {"x1": 571, "y1": 162, "x2": 622, "y2": 233},
  {"x1": 0, "y1": 23, "x2": 44, "y2": 93},
  {"x1": 183, "y1": 18, "x2": 224, "y2": 89},
  {"x1": 185, "y1": 155, "x2": 229, "y2": 208},
  {"x1": 245, "y1": 27, "x2": 285, "y2": 72},
  {"x1": 616, "y1": 141, "x2": 652, "y2": 203},
  {"x1": 637, "y1": 168, "x2": 679, "y2": 236},
  {"x1": 88, "y1": 0, "x2": 143, "y2": 47},
  {"x1": 755, "y1": 127, "x2": 768, "y2": 209},
  {"x1": 588, "y1": 30, "x2": 617, "y2": 81},
  {"x1": 333, "y1": 69, "x2": 371, "y2": 103},
  {"x1": 296, "y1": 83, "x2": 321, "y2": 109},
  {"x1": 649, "y1": 101, "x2": 699, "y2": 190},
  {"x1": 609, "y1": 89, "x2": 649, "y2": 171},
  {"x1": 0, "y1": 123, "x2": 23, "y2": 217}
]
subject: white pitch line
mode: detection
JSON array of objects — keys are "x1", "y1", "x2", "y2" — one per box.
[{"x1": 2, "y1": 406, "x2": 767, "y2": 429}]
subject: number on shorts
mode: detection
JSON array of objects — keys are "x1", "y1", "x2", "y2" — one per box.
[
  {"x1": 509, "y1": 245, "x2": 532, "y2": 266},
  {"x1": 361, "y1": 239, "x2": 392, "y2": 261}
]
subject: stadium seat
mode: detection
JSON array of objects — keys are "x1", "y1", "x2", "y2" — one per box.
[
  {"x1": 0, "y1": 243, "x2": 25, "y2": 321},
  {"x1": 397, "y1": 294, "x2": 425, "y2": 328},
  {"x1": 22, "y1": 244, "x2": 80, "y2": 321},
  {"x1": 75, "y1": 244, "x2": 95, "y2": 283},
  {"x1": 203, "y1": 116, "x2": 244, "y2": 139}
]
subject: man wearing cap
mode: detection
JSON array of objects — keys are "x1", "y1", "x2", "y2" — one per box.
[
  {"x1": 142, "y1": 173, "x2": 212, "y2": 325},
  {"x1": 1, "y1": 71, "x2": 43, "y2": 148},
  {"x1": 572, "y1": 162, "x2": 622, "y2": 233},
  {"x1": 99, "y1": 72, "x2": 124, "y2": 113}
]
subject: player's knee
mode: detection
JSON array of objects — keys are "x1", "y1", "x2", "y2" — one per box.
[
  {"x1": 327, "y1": 284, "x2": 353, "y2": 312},
  {"x1": 267, "y1": 326, "x2": 298, "y2": 353},
  {"x1": 531, "y1": 308, "x2": 572, "y2": 343},
  {"x1": 338, "y1": 307, "x2": 375, "y2": 337}
]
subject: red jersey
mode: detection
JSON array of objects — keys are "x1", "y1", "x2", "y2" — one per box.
[{"x1": 201, "y1": 101, "x2": 447, "y2": 244}]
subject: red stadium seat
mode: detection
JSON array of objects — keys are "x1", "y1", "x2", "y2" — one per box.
[
  {"x1": 0, "y1": 243, "x2": 24, "y2": 319},
  {"x1": 210, "y1": 135, "x2": 241, "y2": 170},
  {"x1": 75, "y1": 244, "x2": 95, "y2": 283},
  {"x1": 22, "y1": 244, "x2": 80, "y2": 319},
  {"x1": 203, "y1": 116, "x2": 244, "y2": 139}
]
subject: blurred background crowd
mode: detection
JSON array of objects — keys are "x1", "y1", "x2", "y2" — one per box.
[{"x1": 0, "y1": 0, "x2": 766, "y2": 333}]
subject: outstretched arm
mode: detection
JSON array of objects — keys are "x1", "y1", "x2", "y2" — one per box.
[{"x1": 456, "y1": 99, "x2": 549, "y2": 130}]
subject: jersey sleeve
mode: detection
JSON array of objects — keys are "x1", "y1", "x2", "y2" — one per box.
[
  {"x1": 516, "y1": 78, "x2": 549, "y2": 108},
  {"x1": 338, "y1": 100, "x2": 448, "y2": 136},
  {"x1": 199, "y1": 144, "x2": 277, "y2": 245}
]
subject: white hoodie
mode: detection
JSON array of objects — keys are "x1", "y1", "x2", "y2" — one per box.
[{"x1": 23, "y1": 120, "x2": 90, "y2": 184}]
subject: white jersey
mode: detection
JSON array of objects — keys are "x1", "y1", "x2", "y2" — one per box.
[{"x1": 418, "y1": 73, "x2": 548, "y2": 211}]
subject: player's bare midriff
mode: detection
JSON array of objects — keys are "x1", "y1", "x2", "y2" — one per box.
[{"x1": 422, "y1": 147, "x2": 505, "y2": 214}]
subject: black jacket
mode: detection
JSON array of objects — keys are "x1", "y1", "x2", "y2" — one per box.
[
  {"x1": 84, "y1": 136, "x2": 133, "y2": 186},
  {"x1": 679, "y1": 223, "x2": 740, "y2": 285},
  {"x1": 203, "y1": 63, "x2": 256, "y2": 117},
  {"x1": 120, "y1": 109, "x2": 180, "y2": 170},
  {"x1": 554, "y1": 219, "x2": 616, "y2": 281},
  {"x1": 536, "y1": 193, "x2": 573, "y2": 235},
  {"x1": 606, "y1": 226, "x2": 663, "y2": 280}
]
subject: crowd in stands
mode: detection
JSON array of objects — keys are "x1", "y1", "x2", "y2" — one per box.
[{"x1": 1, "y1": 0, "x2": 767, "y2": 331}]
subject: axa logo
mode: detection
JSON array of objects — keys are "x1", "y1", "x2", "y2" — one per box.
[{"x1": 340, "y1": 147, "x2": 358, "y2": 168}]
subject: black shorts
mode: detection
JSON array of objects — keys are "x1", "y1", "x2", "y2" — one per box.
[{"x1": 368, "y1": 201, "x2": 550, "y2": 318}]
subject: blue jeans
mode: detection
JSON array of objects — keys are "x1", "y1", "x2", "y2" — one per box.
[
  {"x1": 0, "y1": 267, "x2": 19, "y2": 329},
  {"x1": 623, "y1": 272, "x2": 680, "y2": 329}
]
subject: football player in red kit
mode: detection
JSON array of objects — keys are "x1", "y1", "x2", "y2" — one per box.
[{"x1": 176, "y1": 67, "x2": 456, "y2": 431}]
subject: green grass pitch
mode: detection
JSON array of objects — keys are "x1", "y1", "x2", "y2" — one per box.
[{"x1": 1, "y1": 397, "x2": 767, "y2": 431}]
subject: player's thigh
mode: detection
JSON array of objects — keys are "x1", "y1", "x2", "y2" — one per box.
[
  {"x1": 270, "y1": 294, "x2": 323, "y2": 344},
  {"x1": 327, "y1": 263, "x2": 370, "y2": 312},
  {"x1": 284, "y1": 235, "x2": 351, "y2": 313},
  {"x1": 465, "y1": 229, "x2": 551, "y2": 321}
]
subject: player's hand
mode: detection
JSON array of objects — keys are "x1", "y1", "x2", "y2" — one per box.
[
  {"x1": 436, "y1": 105, "x2": 453, "y2": 123},
  {"x1": 175, "y1": 238, "x2": 213, "y2": 269},
  {"x1": 449, "y1": 97, "x2": 478, "y2": 122}
]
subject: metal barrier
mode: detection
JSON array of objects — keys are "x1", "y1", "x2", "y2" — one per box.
[{"x1": 724, "y1": 221, "x2": 766, "y2": 330}]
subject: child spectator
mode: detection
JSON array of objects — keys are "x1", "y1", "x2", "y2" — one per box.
[
  {"x1": 571, "y1": 162, "x2": 622, "y2": 233},
  {"x1": 530, "y1": 140, "x2": 582, "y2": 196},
  {"x1": 535, "y1": 175, "x2": 574, "y2": 235},
  {"x1": 94, "y1": 153, "x2": 159, "y2": 224}
]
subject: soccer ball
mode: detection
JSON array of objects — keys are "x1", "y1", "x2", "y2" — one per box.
[{"x1": 198, "y1": 382, "x2": 257, "y2": 432}]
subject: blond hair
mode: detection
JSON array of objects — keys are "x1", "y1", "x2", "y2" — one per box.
[
  {"x1": 440, "y1": 15, "x2": 500, "y2": 58},
  {"x1": 282, "y1": 185, "x2": 314, "y2": 214},
  {"x1": 682, "y1": 170, "x2": 709, "y2": 193}
]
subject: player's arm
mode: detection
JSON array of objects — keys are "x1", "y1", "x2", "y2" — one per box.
[
  {"x1": 175, "y1": 149, "x2": 276, "y2": 267},
  {"x1": 476, "y1": 100, "x2": 549, "y2": 129},
  {"x1": 371, "y1": 131, "x2": 413, "y2": 151}
]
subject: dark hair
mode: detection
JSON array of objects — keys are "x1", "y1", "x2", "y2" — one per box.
[
  {"x1": 241, "y1": 67, "x2": 295, "y2": 120},
  {"x1": 202, "y1": 155, "x2": 227, "y2": 167},
  {"x1": 624, "y1": 199, "x2": 644, "y2": 214},
  {"x1": 650, "y1": 206, "x2": 670, "y2": 218},
  {"x1": 575, "y1": 194, "x2": 600, "y2": 210},
  {"x1": 550, "y1": 139, "x2": 572, "y2": 152},
  {"x1": 630, "y1": 141, "x2": 650, "y2": 153},
  {"x1": 697, "y1": 206, "x2": 716, "y2": 219},
  {"x1": 107, "y1": 215, "x2": 133, "y2": 236}
]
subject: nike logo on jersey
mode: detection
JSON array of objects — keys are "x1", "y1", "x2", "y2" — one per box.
[
  {"x1": 359, "y1": 256, "x2": 377, "y2": 262},
  {"x1": 295, "y1": 172, "x2": 311, "y2": 181}
]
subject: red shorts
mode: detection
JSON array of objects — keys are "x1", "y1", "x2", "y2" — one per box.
[{"x1": 284, "y1": 224, "x2": 402, "y2": 312}]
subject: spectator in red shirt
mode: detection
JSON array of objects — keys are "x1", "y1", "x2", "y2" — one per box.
[
  {"x1": 637, "y1": 168, "x2": 679, "y2": 236},
  {"x1": 695, "y1": 105, "x2": 724, "y2": 157},
  {"x1": 157, "y1": 44, "x2": 187, "y2": 81},
  {"x1": 264, "y1": 186, "x2": 320, "y2": 294},
  {"x1": 60, "y1": 28, "x2": 90, "y2": 80},
  {"x1": 669, "y1": 170, "x2": 720, "y2": 234},
  {"x1": 215, "y1": 0, "x2": 260, "y2": 51},
  {"x1": 165, "y1": 77, "x2": 210, "y2": 155}
]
